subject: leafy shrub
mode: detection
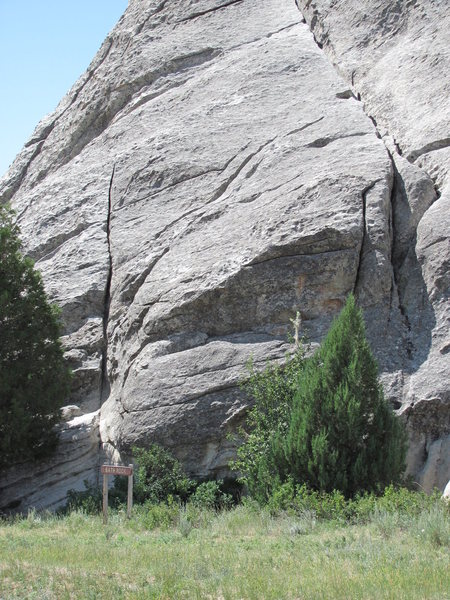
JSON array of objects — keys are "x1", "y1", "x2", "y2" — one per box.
[
  {"x1": 344, "y1": 485, "x2": 442, "y2": 524},
  {"x1": 264, "y1": 482, "x2": 446, "y2": 526},
  {"x1": 67, "y1": 445, "x2": 239, "y2": 516},
  {"x1": 114, "y1": 444, "x2": 194, "y2": 504},
  {"x1": 266, "y1": 481, "x2": 348, "y2": 520},
  {"x1": 266, "y1": 479, "x2": 296, "y2": 514},
  {"x1": 230, "y1": 347, "x2": 306, "y2": 503},
  {"x1": 371, "y1": 485, "x2": 441, "y2": 516},
  {"x1": 66, "y1": 481, "x2": 102, "y2": 514},
  {"x1": 66, "y1": 443, "x2": 193, "y2": 513},
  {"x1": 294, "y1": 485, "x2": 348, "y2": 521},
  {"x1": 190, "y1": 480, "x2": 233, "y2": 510},
  {"x1": 139, "y1": 498, "x2": 180, "y2": 530}
]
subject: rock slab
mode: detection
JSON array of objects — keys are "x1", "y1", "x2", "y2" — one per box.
[
  {"x1": 297, "y1": 0, "x2": 450, "y2": 493},
  {"x1": 0, "y1": 0, "x2": 448, "y2": 509}
]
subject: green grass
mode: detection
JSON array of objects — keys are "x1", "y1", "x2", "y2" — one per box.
[{"x1": 0, "y1": 502, "x2": 449, "y2": 599}]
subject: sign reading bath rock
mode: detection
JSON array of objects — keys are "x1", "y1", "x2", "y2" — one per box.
[
  {"x1": 101, "y1": 465, "x2": 133, "y2": 477},
  {"x1": 101, "y1": 464, "x2": 133, "y2": 524}
]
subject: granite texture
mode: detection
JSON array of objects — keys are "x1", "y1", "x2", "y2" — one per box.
[{"x1": 0, "y1": 0, "x2": 448, "y2": 510}]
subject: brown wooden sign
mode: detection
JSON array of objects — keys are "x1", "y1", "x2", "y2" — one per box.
[
  {"x1": 101, "y1": 465, "x2": 133, "y2": 477},
  {"x1": 101, "y1": 464, "x2": 134, "y2": 524}
]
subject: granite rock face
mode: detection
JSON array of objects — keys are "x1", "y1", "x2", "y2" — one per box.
[
  {"x1": 0, "y1": 411, "x2": 100, "y2": 512},
  {"x1": 297, "y1": 0, "x2": 450, "y2": 494},
  {"x1": 0, "y1": 0, "x2": 448, "y2": 510}
]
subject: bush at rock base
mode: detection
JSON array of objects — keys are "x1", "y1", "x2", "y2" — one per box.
[
  {"x1": 232, "y1": 294, "x2": 407, "y2": 501},
  {"x1": 67, "y1": 443, "x2": 233, "y2": 513},
  {"x1": 229, "y1": 346, "x2": 307, "y2": 504}
]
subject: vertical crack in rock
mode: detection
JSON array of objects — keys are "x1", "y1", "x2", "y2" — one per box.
[
  {"x1": 353, "y1": 182, "x2": 374, "y2": 296},
  {"x1": 100, "y1": 165, "x2": 115, "y2": 403},
  {"x1": 387, "y1": 153, "x2": 415, "y2": 359},
  {"x1": 292, "y1": 3, "x2": 405, "y2": 309},
  {"x1": 294, "y1": 0, "x2": 441, "y2": 360},
  {"x1": 293, "y1": 2, "x2": 443, "y2": 205}
]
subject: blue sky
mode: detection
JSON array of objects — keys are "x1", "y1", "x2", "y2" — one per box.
[{"x1": 0, "y1": 1, "x2": 128, "y2": 177}]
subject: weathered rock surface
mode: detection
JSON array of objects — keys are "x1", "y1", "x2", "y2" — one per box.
[
  {"x1": 297, "y1": 0, "x2": 450, "y2": 493},
  {"x1": 0, "y1": 411, "x2": 100, "y2": 512},
  {"x1": 0, "y1": 0, "x2": 448, "y2": 509}
]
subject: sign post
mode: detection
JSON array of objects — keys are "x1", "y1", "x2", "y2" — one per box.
[
  {"x1": 101, "y1": 464, "x2": 134, "y2": 524},
  {"x1": 102, "y1": 468, "x2": 109, "y2": 524},
  {"x1": 127, "y1": 466, "x2": 133, "y2": 519}
]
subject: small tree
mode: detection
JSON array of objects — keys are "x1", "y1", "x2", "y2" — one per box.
[
  {"x1": 280, "y1": 294, "x2": 407, "y2": 496},
  {"x1": 230, "y1": 348, "x2": 306, "y2": 503},
  {"x1": 0, "y1": 205, "x2": 71, "y2": 469}
]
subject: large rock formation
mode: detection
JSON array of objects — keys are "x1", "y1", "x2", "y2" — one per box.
[
  {"x1": 0, "y1": 0, "x2": 448, "y2": 510},
  {"x1": 297, "y1": 0, "x2": 450, "y2": 498}
]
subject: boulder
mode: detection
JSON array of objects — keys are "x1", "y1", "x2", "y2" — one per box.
[{"x1": 60, "y1": 405, "x2": 82, "y2": 422}]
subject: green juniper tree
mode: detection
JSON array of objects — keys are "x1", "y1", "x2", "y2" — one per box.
[
  {"x1": 0, "y1": 205, "x2": 71, "y2": 469},
  {"x1": 279, "y1": 294, "x2": 407, "y2": 497}
]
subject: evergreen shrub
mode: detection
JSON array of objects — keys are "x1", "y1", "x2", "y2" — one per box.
[
  {"x1": 280, "y1": 294, "x2": 407, "y2": 496},
  {"x1": 0, "y1": 205, "x2": 71, "y2": 469}
]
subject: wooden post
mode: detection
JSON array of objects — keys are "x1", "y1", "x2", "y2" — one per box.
[
  {"x1": 102, "y1": 472, "x2": 109, "y2": 525},
  {"x1": 101, "y1": 464, "x2": 133, "y2": 524},
  {"x1": 127, "y1": 464, "x2": 133, "y2": 519}
]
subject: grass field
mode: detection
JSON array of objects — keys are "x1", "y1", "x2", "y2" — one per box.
[{"x1": 0, "y1": 501, "x2": 449, "y2": 599}]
